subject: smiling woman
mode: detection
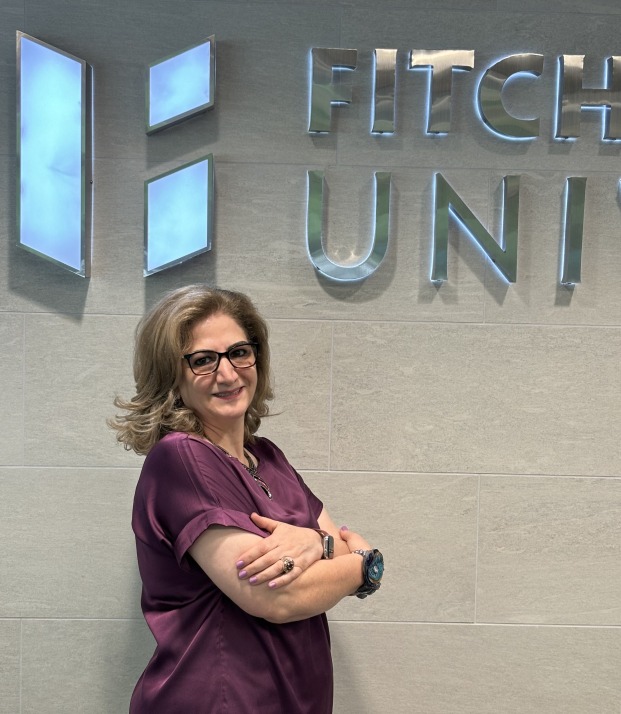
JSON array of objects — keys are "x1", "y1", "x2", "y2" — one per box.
[
  {"x1": 177, "y1": 313, "x2": 259, "y2": 448},
  {"x1": 109, "y1": 284, "x2": 384, "y2": 714}
]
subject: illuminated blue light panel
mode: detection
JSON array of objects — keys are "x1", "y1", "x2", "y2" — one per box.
[
  {"x1": 145, "y1": 155, "x2": 213, "y2": 276},
  {"x1": 18, "y1": 32, "x2": 91, "y2": 276},
  {"x1": 147, "y1": 36, "x2": 215, "y2": 134}
]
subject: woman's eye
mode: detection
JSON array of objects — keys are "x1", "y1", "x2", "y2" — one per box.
[
  {"x1": 193, "y1": 353, "x2": 216, "y2": 367},
  {"x1": 230, "y1": 347, "x2": 250, "y2": 359}
]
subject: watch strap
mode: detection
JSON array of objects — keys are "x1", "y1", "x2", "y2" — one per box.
[
  {"x1": 352, "y1": 548, "x2": 384, "y2": 598},
  {"x1": 314, "y1": 529, "x2": 335, "y2": 559}
]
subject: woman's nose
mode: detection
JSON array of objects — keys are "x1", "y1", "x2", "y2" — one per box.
[{"x1": 215, "y1": 355, "x2": 238, "y2": 380}]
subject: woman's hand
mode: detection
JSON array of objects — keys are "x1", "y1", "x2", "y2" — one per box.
[
  {"x1": 338, "y1": 525, "x2": 372, "y2": 554},
  {"x1": 236, "y1": 513, "x2": 324, "y2": 589}
]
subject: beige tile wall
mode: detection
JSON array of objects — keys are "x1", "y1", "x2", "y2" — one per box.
[{"x1": 1, "y1": 0, "x2": 620, "y2": 712}]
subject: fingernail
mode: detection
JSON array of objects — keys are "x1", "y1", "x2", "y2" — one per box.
[
  {"x1": 340, "y1": 525, "x2": 349, "y2": 531},
  {"x1": 238, "y1": 570, "x2": 247, "y2": 579},
  {"x1": 236, "y1": 560, "x2": 244, "y2": 569},
  {"x1": 249, "y1": 576, "x2": 258, "y2": 585},
  {"x1": 268, "y1": 581, "x2": 277, "y2": 589}
]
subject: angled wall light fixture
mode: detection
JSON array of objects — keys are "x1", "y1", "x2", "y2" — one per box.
[
  {"x1": 146, "y1": 35, "x2": 215, "y2": 134},
  {"x1": 17, "y1": 31, "x2": 93, "y2": 277},
  {"x1": 144, "y1": 155, "x2": 214, "y2": 276},
  {"x1": 145, "y1": 36, "x2": 216, "y2": 276}
]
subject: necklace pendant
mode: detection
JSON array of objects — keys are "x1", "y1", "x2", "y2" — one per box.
[
  {"x1": 244, "y1": 449, "x2": 272, "y2": 499},
  {"x1": 207, "y1": 439, "x2": 272, "y2": 499}
]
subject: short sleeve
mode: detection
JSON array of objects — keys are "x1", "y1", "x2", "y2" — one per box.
[{"x1": 132, "y1": 433, "x2": 267, "y2": 571}]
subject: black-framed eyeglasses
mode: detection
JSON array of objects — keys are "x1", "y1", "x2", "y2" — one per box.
[{"x1": 183, "y1": 342, "x2": 258, "y2": 376}]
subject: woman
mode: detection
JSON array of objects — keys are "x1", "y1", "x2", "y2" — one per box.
[{"x1": 111, "y1": 285, "x2": 384, "y2": 713}]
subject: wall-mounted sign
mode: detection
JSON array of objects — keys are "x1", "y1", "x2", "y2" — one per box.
[
  {"x1": 306, "y1": 48, "x2": 612, "y2": 284},
  {"x1": 13, "y1": 36, "x2": 614, "y2": 288}
]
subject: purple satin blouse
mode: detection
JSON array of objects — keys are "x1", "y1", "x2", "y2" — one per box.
[{"x1": 130, "y1": 432, "x2": 333, "y2": 714}]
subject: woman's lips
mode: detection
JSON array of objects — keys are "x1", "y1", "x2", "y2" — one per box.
[{"x1": 213, "y1": 387, "x2": 243, "y2": 400}]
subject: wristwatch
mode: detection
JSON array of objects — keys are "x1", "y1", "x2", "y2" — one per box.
[
  {"x1": 352, "y1": 548, "x2": 384, "y2": 598},
  {"x1": 314, "y1": 529, "x2": 335, "y2": 559}
]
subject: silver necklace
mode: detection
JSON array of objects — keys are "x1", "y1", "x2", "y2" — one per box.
[{"x1": 208, "y1": 440, "x2": 272, "y2": 499}]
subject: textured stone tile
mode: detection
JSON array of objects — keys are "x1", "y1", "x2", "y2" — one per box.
[
  {"x1": 0, "y1": 620, "x2": 20, "y2": 714},
  {"x1": 303, "y1": 471, "x2": 478, "y2": 622},
  {"x1": 0, "y1": 314, "x2": 23, "y2": 465},
  {"x1": 498, "y1": 0, "x2": 621, "y2": 13},
  {"x1": 350, "y1": 0, "x2": 496, "y2": 7},
  {"x1": 477, "y1": 475, "x2": 621, "y2": 625},
  {"x1": 0, "y1": 60, "x2": 16, "y2": 166},
  {"x1": 24, "y1": 313, "x2": 144, "y2": 467},
  {"x1": 22, "y1": 619, "x2": 154, "y2": 714},
  {"x1": 484, "y1": 172, "x2": 621, "y2": 325},
  {"x1": 0, "y1": 467, "x2": 141, "y2": 618},
  {"x1": 257, "y1": 321, "x2": 332, "y2": 469},
  {"x1": 331, "y1": 322, "x2": 621, "y2": 476},
  {"x1": 330, "y1": 622, "x2": 621, "y2": 714}
]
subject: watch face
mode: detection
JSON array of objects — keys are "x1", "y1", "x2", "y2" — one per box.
[
  {"x1": 324, "y1": 534, "x2": 334, "y2": 558},
  {"x1": 368, "y1": 550, "x2": 384, "y2": 583}
]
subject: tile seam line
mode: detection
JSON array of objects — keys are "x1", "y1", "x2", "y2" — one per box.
[
  {"x1": 21, "y1": 315, "x2": 26, "y2": 467},
  {"x1": 330, "y1": 620, "x2": 621, "y2": 628},
  {"x1": 474, "y1": 474, "x2": 481, "y2": 625},
  {"x1": 9, "y1": 617, "x2": 621, "y2": 628},
  {"x1": 327, "y1": 323, "x2": 334, "y2": 471},
  {"x1": 90, "y1": 156, "x2": 621, "y2": 175},
  {"x1": 19, "y1": 618, "x2": 22, "y2": 714},
  {"x1": 6, "y1": 617, "x2": 148, "y2": 622},
  {"x1": 300, "y1": 470, "x2": 621, "y2": 479},
  {"x1": 5, "y1": 466, "x2": 620, "y2": 481},
  {"x1": 18, "y1": 314, "x2": 621, "y2": 329}
]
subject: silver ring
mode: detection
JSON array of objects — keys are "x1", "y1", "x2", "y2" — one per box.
[{"x1": 281, "y1": 556, "x2": 294, "y2": 574}]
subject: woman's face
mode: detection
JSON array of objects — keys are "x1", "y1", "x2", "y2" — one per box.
[{"x1": 178, "y1": 312, "x2": 258, "y2": 437}]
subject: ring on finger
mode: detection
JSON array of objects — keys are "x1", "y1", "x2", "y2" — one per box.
[{"x1": 281, "y1": 556, "x2": 294, "y2": 574}]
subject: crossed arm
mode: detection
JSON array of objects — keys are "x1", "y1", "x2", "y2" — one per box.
[{"x1": 188, "y1": 508, "x2": 371, "y2": 624}]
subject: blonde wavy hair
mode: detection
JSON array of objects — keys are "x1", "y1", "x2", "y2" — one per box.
[{"x1": 110, "y1": 285, "x2": 273, "y2": 455}]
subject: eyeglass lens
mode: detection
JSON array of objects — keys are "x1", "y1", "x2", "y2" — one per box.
[{"x1": 186, "y1": 343, "x2": 256, "y2": 375}]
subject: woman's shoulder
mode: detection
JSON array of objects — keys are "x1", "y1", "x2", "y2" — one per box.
[
  {"x1": 252, "y1": 436, "x2": 290, "y2": 464},
  {"x1": 148, "y1": 431, "x2": 208, "y2": 454},
  {"x1": 137, "y1": 432, "x2": 222, "y2": 500},
  {"x1": 142, "y1": 432, "x2": 216, "y2": 475}
]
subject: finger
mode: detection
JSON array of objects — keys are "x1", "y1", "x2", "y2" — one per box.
[
  {"x1": 236, "y1": 540, "x2": 274, "y2": 569},
  {"x1": 267, "y1": 567, "x2": 302, "y2": 589},
  {"x1": 238, "y1": 551, "x2": 286, "y2": 580},
  {"x1": 250, "y1": 512, "x2": 280, "y2": 532},
  {"x1": 247, "y1": 557, "x2": 305, "y2": 586},
  {"x1": 339, "y1": 525, "x2": 352, "y2": 541}
]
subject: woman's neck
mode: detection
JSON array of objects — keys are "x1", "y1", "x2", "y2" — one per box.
[{"x1": 203, "y1": 423, "x2": 246, "y2": 461}]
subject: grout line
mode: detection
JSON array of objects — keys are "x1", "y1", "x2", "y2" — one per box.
[
  {"x1": 327, "y1": 323, "x2": 335, "y2": 471},
  {"x1": 4, "y1": 311, "x2": 621, "y2": 329},
  {"x1": 4, "y1": 615, "x2": 621, "y2": 629},
  {"x1": 19, "y1": 619, "x2": 22, "y2": 714},
  {"x1": 296, "y1": 469, "x2": 621, "y2": 481},
  {"x1": 474, "y1": 474, "x2": 481, "y2": 625},
  {"x1": 1, "y1": 465, "x2": 620, "y2": 481},
  {"x1": 1, "y1": 617, "x2": 146, "y2": 623},
  {"x1": 21, "y1": 315, "x2": 26, "y2": 467},
  {"x1": 327, "y1": 620, "x2": 621, "y2": 629}
]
